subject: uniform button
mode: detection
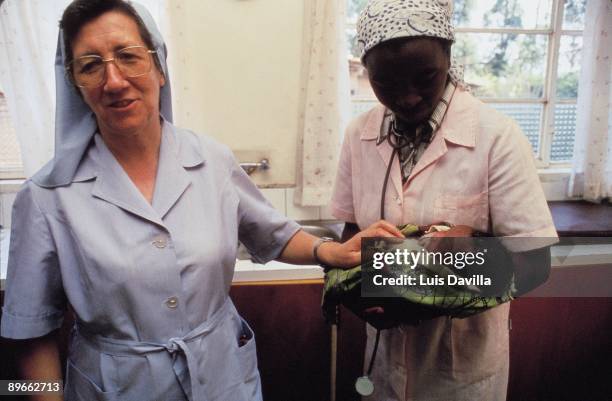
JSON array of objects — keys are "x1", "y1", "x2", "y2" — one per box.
[
  {"x1": 395, "y1": 195, "x2": 402, "y2": 205},
  {"x1": 152, "y1": 236, "x2": 167, "y2": 248},
  {"x1": 165, "y1": 296, "x2": 179, "y2": 309}
]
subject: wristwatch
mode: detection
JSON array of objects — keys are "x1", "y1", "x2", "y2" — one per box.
[{"x1": 313, "y1": 236, "x2": 335, "y2": 269}]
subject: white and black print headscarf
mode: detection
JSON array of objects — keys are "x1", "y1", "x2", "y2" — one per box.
[{"x1": 356, "y1": 0, "x2": 466, "y2": 88}]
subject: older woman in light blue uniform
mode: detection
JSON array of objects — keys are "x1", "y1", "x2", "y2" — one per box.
[{"x1": 0, "y1": 1, "x2": 402, "y2": 400}]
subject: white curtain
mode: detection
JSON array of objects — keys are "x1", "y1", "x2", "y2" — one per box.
[
  {"x1": 0, "y1": 0, "x2": 167, "y2": 178},
  {"x1": 294, "y1": 0, "x2": 351, "y2": 207},
  {"x1": 0, "y1": 0, "x2": 69, "y2": 177},
  {"x1": 568, "y1": 0, "x2": 612, "y2": 202}
]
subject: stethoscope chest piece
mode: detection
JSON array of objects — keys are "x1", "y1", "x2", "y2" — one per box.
[{"x1": 355, "y1": 375, "x2": 375, "y2": 396}]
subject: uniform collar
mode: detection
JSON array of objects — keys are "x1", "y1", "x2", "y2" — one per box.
[
  {"x1": 71, "y1": 120, "x2": 204, "y2": 182},
  {"x1": 70, "y1": 121, "x2": 205, "y2": 227},
  {"x1": 375, "y1": 80, "x2": 457, "y2": 146},
  {"x1": 170, "y1": 121, "x2": 205, "y2": 169},
  {"x1": 360, "y1": 88, "x2": 477, "y2": 148}
]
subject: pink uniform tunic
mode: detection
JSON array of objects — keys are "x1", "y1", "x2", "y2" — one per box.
[{"x1": 331, "y1": 88, "x2": 558, "y2": 401}]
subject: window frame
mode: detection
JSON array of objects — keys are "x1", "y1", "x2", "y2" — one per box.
[{"x1": 346, "y1": 0, "x2": 584, "y2": 170}]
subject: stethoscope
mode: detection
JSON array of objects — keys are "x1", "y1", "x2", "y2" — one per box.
[
  {"x1": 356, "y1": 114, "x2": 433, "y2": 397},
  {"x1": 380, "y1": 115, "x2": 433, "y2": 222}
]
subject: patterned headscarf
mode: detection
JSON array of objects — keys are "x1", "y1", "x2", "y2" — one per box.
[
  {"x1": 356, "y1": 0, "x2": 466, "y2": 88},
  {"x1": 32, "y1": 1, "x2": 172, "y2": 188}
]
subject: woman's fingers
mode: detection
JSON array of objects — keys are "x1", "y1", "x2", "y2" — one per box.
[
  {"x1": 334, "y1": 220, "x2": 405, "y2": 268},
  {"x1": 362, "y1": 306, "x2": 400, "y2": 329},
  {"x1": 363, "y1": 306, "x2": 385, "y2": 315},
  {"x1": 371, "y1": 220, "x2": 405, "y2": 238},
  {"x1": 357, "y1": 220, "x2": 404, "y2": 240}
]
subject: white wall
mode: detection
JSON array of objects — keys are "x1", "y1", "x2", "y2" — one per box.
[{"x1": 165, "y1": 1, "x2": 305, "y2": 187}]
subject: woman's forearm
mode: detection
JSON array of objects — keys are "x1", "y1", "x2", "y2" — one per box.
[
  {"x1": 14, "y1": 330, "x2": 63, "y2": 401},
  {"x1": 277, "y1": 230, "x2": 331, "y2": 265},
  {"x1": 277, "y1": 221, "x2": 403, "y2": 268}
]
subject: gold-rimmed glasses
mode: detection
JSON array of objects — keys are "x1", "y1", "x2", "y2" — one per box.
[{"x1": 67, "y1": 45, "x2": 157, "y2": 88}]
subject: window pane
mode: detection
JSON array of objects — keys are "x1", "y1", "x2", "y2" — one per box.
[
  {"x1": 455, "y1": 33, "x2": 547, "y2": 98},
  {"x1": 346, "y1": 27, "x2": 360, "y2": 59},
  {"x1": 562, "y1": 0, "x2": 586, "y2": 30},
  {"x1": 0, "y1": 94, "x2": 23, "y2": 174},
  {"x1": 453, "y1": 0, "x2": 552, "y2": 29},
  {"x1": 347, "y1": 0, "x2": 368, "y2": 25},
  {"x1": 489, "y1": 103, "x2": 542, "y2": 155},
  {"x1": 551, "y1": 103, "x2": 576, "y2": 162},
  {"x1": 556, "y1": 35, "x2": 582, "y2": 99},
  {"x1": 349, "y1": 60, "x2": 375, "y2": 99}
]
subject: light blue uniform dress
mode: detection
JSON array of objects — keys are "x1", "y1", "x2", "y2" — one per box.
[{"x1": 1, "y1": 121, "x2": 300, "y2": 401}]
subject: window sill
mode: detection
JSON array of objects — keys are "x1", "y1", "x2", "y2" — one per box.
[
  {"x1": 0, "y1": 179, "x2": 24, "y2": 194},
  {"x1": 0, "y1": 171, "x2": 25, "y2": 180},
  {"x1": 549, "y1": 200, "x2": 612, "y2": 237}
]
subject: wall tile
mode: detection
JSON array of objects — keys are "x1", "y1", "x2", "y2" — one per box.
[
  {"x1": 319, "y1": 203, "x2": 336, "y2": 220},
  {"x1": 259, "y1": 188, "x2": 287, "y2": 215},
  {"x1": 286, "y1": 188, "x2": 320, "y2": 221}
]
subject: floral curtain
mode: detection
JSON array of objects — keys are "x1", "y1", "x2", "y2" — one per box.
[
  {"x1": 568, "y1": 0, "x2": 612, "y2": 202},
  {"x1": 294, "y1": 0, "x2": 351, "y2": 207}
]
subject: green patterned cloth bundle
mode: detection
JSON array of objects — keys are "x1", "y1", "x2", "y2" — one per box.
[{"x1": 322, "y1": 224, "x2": 516, "y2": 325}]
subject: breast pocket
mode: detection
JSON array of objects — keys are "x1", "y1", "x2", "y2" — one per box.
[{"x1": 433, "y1": 192, "x2": 489, "y2": 230}]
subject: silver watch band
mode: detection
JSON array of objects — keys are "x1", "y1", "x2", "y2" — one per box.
[{"x1": 313, "y1": 236, "x2": 335, "y2": 268}]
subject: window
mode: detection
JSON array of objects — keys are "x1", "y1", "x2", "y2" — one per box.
[
  {"x1": 346, "y1": 0, "x2": 585, "y2": 166},
  {"x1": 0, "y1": 91, "x2": 23, "y2": 179}
]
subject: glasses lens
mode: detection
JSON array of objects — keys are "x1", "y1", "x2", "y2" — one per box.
[
  {"x1": 72, "y1": 56, "x2": 105, "y2": 87},
  {"x1": 69, "y1": 47, "x2": 153, "y2": 88},
  {"x1": 116, "y1": 47, "x2": 151, "y2": 77}
]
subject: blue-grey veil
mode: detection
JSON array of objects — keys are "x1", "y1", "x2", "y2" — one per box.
[{"x1": 32, "y1": 1, "x2": 172, "y2": 187}]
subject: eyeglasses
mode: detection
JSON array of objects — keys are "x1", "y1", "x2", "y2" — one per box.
[{"x1": 67, "y1": 45, "x2": 157, "y2": 88}]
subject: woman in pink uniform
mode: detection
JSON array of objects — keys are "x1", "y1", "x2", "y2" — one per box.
[{"x1": 330, "y1": 0, "x2": 558, "y2": 400}]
